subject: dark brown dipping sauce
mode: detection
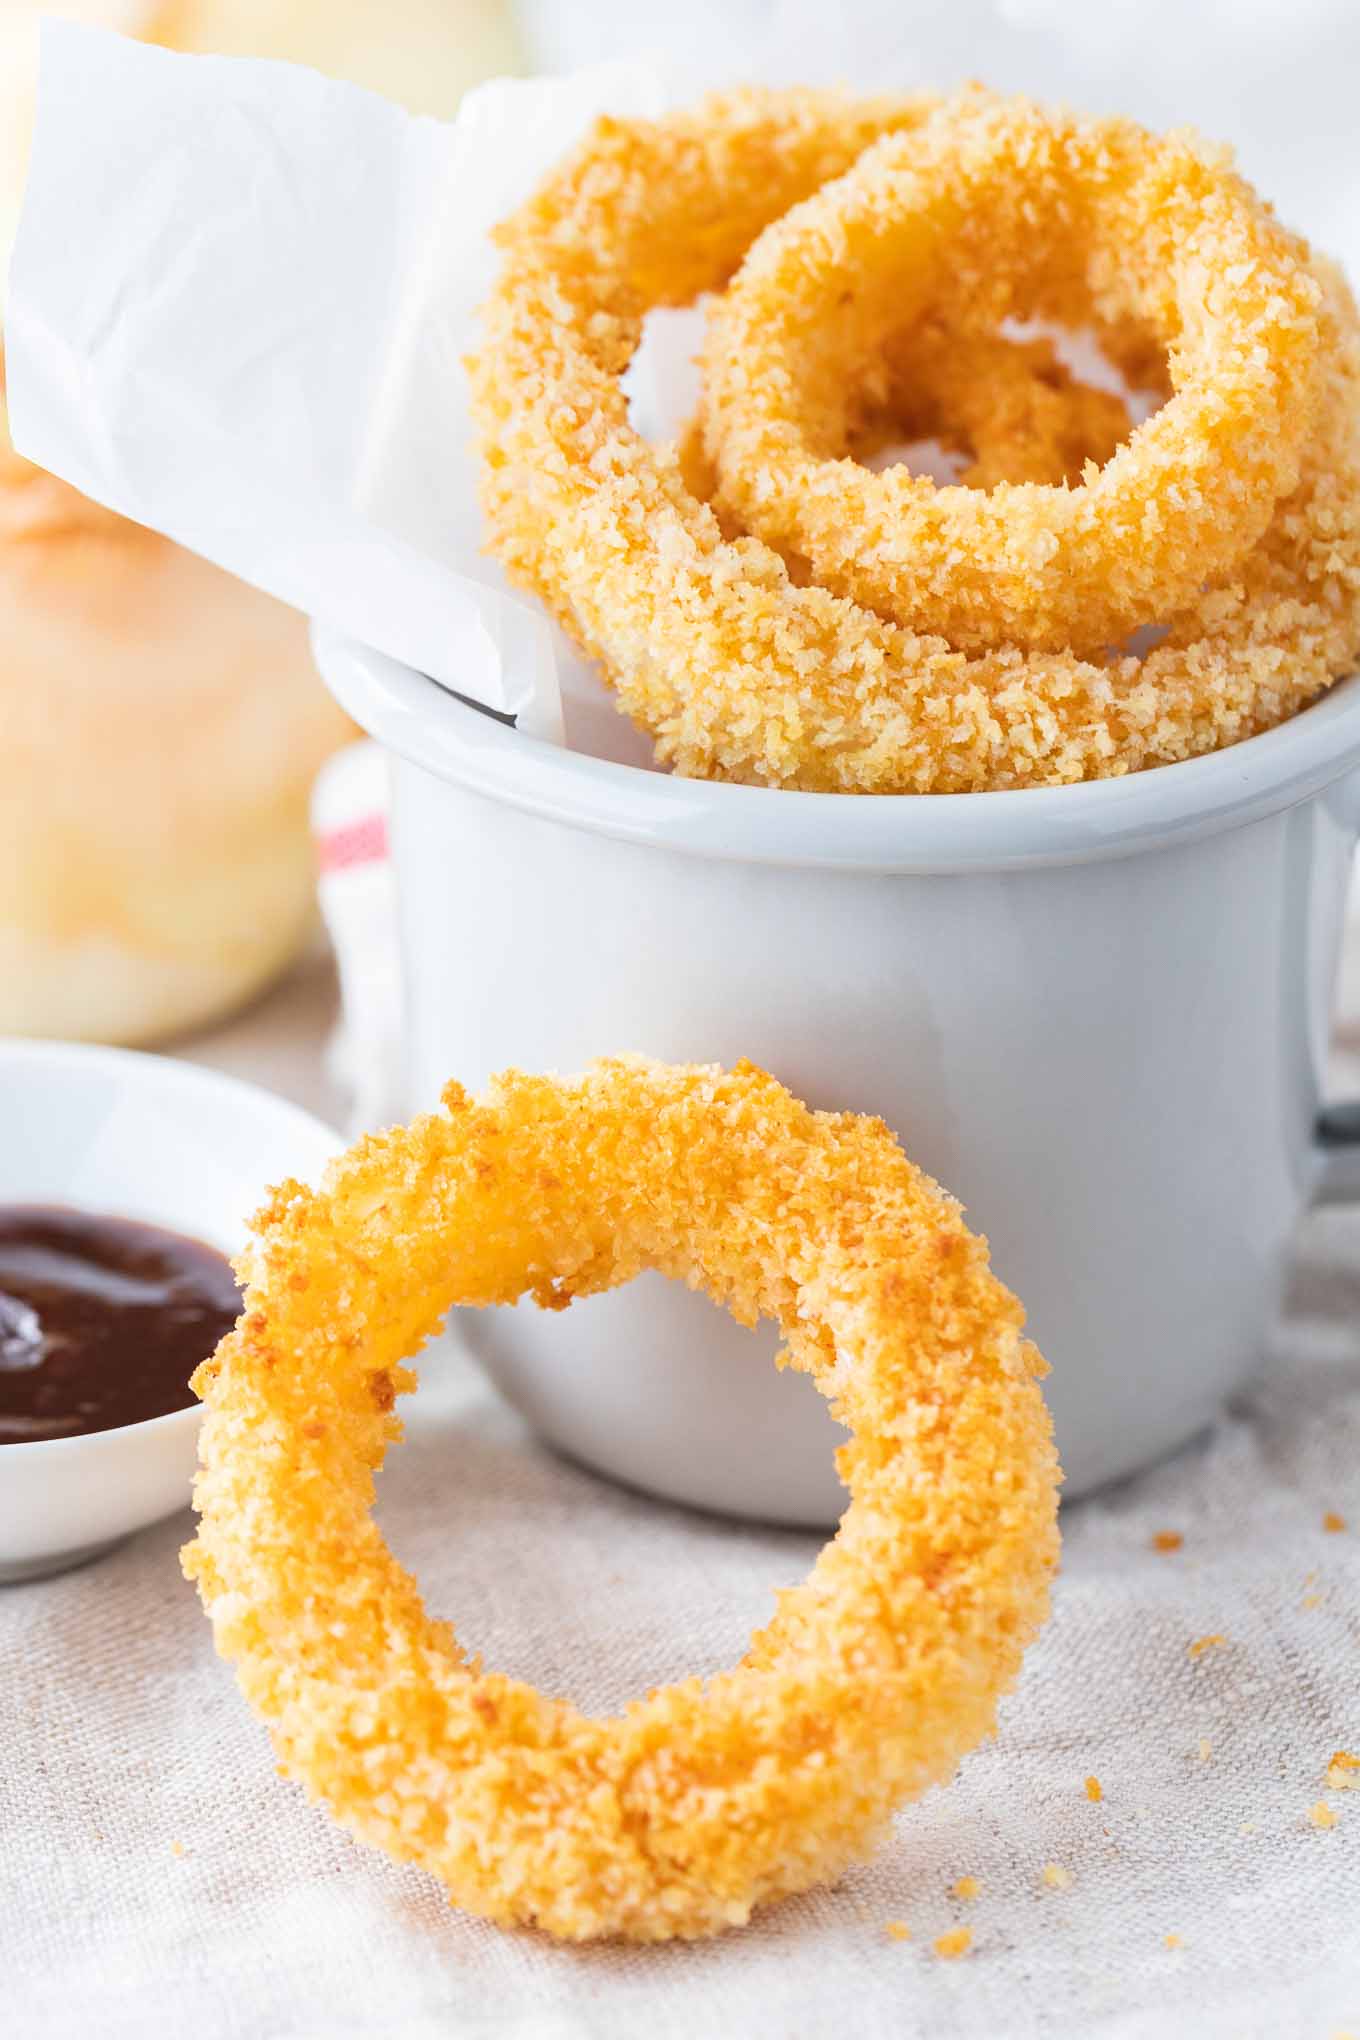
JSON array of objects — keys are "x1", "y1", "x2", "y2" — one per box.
[{"x1": 0, "y1": 1206, "x2": 241, "y2": 1445}]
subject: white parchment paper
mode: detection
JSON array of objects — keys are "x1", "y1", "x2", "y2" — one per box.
[{"x1": 5, "y1": 22, "x2": 667, "y2": 741}]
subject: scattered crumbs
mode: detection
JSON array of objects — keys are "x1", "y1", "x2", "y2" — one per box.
[
  {"x1": 1042, "y1": 1863, "x2": 1072, "y2": 1890},
  {"x1": 1085, "y1": 1775, "x2": 1103, "y2": 1803},
  {"x1": 1308, "y1": 1801, "x2": 1339, "y2": 1830},
  {"x1": 885, "y1": 1920, "x2": 912, "y2": 1942},
  {"x1": 1163, "y1": 1933, "x2": 1183, "y2": 1951},
  {"x1": 170, "y1": 1841, "x2": 186, "y2": 1860},
  {"x1": 1198, "y1": 1738, "x2": 1213, "y2": 1763},
  {"x1": 951, "y1": 1876, "x2": 981, "y2": 1901},
  {"x1": 1327, "y1": 1751, "x2": 1360, "y2": 1792},
  {"x1": 934, "y1": 1927, "x2": 972, "y2": 1960},
  {"x1": 1323, "y1": 1511, "x2": 1348, "y2": 1533},
  {"x1": 1187, "y1": 1633, "x2": 1226, "y2": 1659},
  {"x1": 1301, "y1": 1593, "x2": 1324, "y2": 1610},
  {"x1": 1151, "y1": 1530, "x2": 1184, "y2": 1553}
]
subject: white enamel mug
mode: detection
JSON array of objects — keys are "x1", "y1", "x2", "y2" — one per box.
[{"x1": 318, "y1": 630, "x2": 1360, "y2": 1525}]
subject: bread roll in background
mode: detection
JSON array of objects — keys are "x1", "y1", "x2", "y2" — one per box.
[
  {"x1": 151, "y1": 0, "x2": 521, "y2": 115},
  {"x1": 0, "y1": 402, "x2": 354, "y2": 1043},
  {"x1": 0, "y1": 0, "x2": 521, "y2": 1044}
]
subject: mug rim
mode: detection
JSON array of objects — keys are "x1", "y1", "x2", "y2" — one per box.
[{"x1": 315, "y1": 627, "x2": 1360, "y2": 874}]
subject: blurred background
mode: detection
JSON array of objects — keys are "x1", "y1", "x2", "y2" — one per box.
[
  {"x1": 526, "y1": 0, "x2": 1360, "y2": 274},
  {"x1": 1, "y1": 0, "x2": 1355, "y2": 1058}
]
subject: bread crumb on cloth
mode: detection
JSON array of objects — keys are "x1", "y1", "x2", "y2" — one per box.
[
  {"x1": 1327, "y1": 1751, "x2": 1359, "y2": 1791},
  {"x1": 934, "y1": 1927, "x2": 973, "y2": 1960}
]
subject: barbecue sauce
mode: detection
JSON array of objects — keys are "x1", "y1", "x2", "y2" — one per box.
[{"x1": 0, "y1": 1206, "x2": 241, "y2": 1444}]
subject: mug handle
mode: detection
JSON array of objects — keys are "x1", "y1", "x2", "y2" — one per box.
[{"x1": 1314, "y1": 1100, "x2": 1360, "y2": 1204}]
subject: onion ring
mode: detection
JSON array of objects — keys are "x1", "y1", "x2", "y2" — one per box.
[
  {"x1": 699, "y1": 97, "x2": 1323, "y2": 655},
  {"x1": 469, "y1": 88, "x2": 1360, "y2": 793},
  {"x1": 677, "y1": 323, "x2": 1134, "y2": 538},
  {"x1": 183, "y1": 1058, "x2": 1059, "y2": 1942},
  {"x1": 849, "y1": 324, "x2": 1136, "y2": 490}
]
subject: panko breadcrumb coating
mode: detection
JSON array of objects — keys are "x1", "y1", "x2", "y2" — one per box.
[
  {"x1": 469, "y1": 88, "x2": 1360, "y2": 793},
  {"x1": 678, "y1": 322, "x2": 1135, "y2": 533},
  {"x1": 701, "y1": 97, "x2": 1322, "y2": 656},
  {"x1": 856, "y1": 322, "x2": 1137, "y2": 492},
  {"x1": 184, "y1": 1059, "x2": 1059, "y2": 1942}
]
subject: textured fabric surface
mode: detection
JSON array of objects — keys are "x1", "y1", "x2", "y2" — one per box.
[{"x1": 4, "y1": 959, "x2": 1359, "y2": 2037}]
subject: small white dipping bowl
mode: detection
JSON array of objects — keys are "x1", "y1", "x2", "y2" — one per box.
[{"x1": 0, "y1": 1040, "x2": 341, "y2": 1584}]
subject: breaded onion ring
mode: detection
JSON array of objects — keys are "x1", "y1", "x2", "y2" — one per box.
[
  {"x1": 700, "y1": 97, "x2": 1323, "y2": 655},
  {"x1": 183, "y1": 1058, "x2": 1059, "y2": 1943},
  {"x1": 468, "y1": 89, "x2": 1360, "y2": 792},
  {"x1": 835, "y1": 325, "x2": 1133, "y2": 490},
  {"x1": 678, "y1": 323, "x2": 1133, "y2": 533}
]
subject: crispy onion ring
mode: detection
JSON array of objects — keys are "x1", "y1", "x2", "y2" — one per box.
[
  {"x1": 183, "y1": 1058, "x2": 1059, "y2": 1943},
  {"x1": 700, "y1": 98, "x2": 1323, "y2": 655},
  {"x1": 851, "y1": 324, "x2": 1136, "y2": 490},
  {"x1": 468, "y1": 88, "x2": 1360, "y2": 793},
  {"x1": 681, "y1": 325, "x2": 1134, "y2": 521}
]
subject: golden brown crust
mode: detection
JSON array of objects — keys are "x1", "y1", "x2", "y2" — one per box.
[
  {"x1": 700, "y1": 97, "x2": 1322, "y2": 655},
  {"x1": 876, "y1": 334, "x2": 1133, "y2": 493},
  {"x1": 677, "y1": 322, "x2": 1134, "y2": 547},
  {"x1": 725, "y1": 324, "x2": 1134, "y2": 495},
  {"x1": 468, "y1": 89, "x2": 1360, "y2": 793},
  {"x1": 859, "y1": 324, "x2": 1135, "y2": 491},
  {"x1": 184, "y1": 1057, "x2": 1060, "y2": 1942}
]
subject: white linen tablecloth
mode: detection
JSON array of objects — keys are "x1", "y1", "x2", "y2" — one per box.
[{"x1": 4, "y1": 944, "x2": 1359, "y2": 2040}]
